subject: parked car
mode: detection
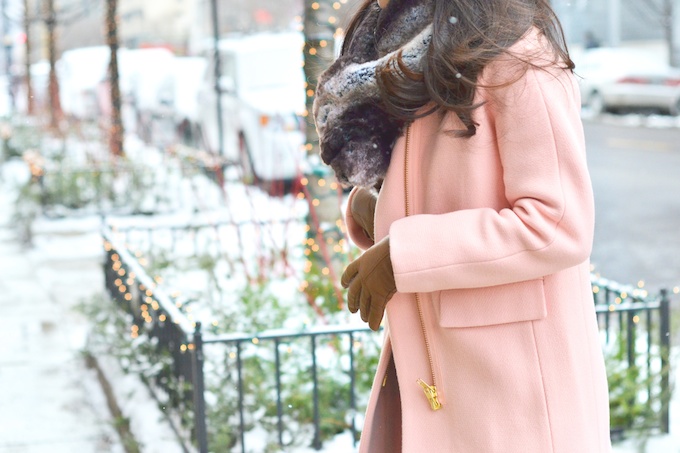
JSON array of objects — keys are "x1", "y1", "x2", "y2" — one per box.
[
  {"x1": 196, "y1": 32, "x2": 306, "y2": 183},
  {"x1": 57, "y1": 46, "x2": 111, "y2": 120},
  {"x1": 575, "y1": 47, "x2": 680, "y2": 116},
  {"x1": 117, "y1": 48, "x2": 175, "y2": 142},
  {"x1": 147, "y1": 56, "x2": 208, "y2": 148}
]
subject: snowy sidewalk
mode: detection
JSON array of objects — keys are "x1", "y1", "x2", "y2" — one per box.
[
  {"x1": 0, "y1": 191, "x2": 123, "y2": 453},
  {"x1": 0, "y1": 186, "x2": 124, "y2": 452}
]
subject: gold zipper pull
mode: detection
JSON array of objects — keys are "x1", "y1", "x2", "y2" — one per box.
[{"x1": 417, "y1": 379, "x2": 443, "y2": 411}]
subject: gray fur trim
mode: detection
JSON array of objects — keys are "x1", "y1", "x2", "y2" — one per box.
[{"x1": 313, "y1": 1, "x2": 434, "y2": 187}]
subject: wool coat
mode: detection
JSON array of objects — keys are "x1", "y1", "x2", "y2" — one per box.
[{"x1": 344, "y1": 30, "x2": 612, "y2": 453}]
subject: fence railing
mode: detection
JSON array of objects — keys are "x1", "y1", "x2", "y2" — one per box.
[
  {"x1": 102, "y1": 223, "x2": 673, "y2": 451},
  {"x1": 102, "y1": 225, "x2": 375, "y2": 452},
  {"x1": 592, "y1": 276, "x2": 672, "y2": 437}
]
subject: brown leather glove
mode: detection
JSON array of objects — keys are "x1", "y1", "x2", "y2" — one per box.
[
  {"x1": 350, "y1": 187, "x2": 378, "y2": 242},
  {"x1": 341, "y1": 236, "x2": 396, "y2": 331}
]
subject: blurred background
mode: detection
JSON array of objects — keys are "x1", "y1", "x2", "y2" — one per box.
[{"x1": 0, "y1": 1, "x2": 678, "y2": 452}]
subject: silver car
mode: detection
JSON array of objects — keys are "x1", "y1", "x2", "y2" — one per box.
[{"x1": 576, "y1": 47, "x2": 680, "y2": 116}]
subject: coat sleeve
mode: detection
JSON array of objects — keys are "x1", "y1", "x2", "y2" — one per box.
[{"x1": 389, "y1": 60, "x2": 595, "y2": 293}]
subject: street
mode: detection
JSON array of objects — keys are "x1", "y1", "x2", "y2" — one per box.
[{"x1": 584, "y1": 119, "x2": 680, "y2": 293}]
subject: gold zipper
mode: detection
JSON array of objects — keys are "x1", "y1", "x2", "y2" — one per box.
[{"x1": 404, "y1": 127, "x2": 442, "y2": 411}]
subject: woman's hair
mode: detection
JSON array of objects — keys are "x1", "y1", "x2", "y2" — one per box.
[{"x1": 342, "y1": 0, "x2": 573, "y2": 137}]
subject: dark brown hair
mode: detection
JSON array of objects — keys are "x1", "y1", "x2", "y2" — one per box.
[{"x1": 343, "y1": 0, "x2": 573, "y2": 137}]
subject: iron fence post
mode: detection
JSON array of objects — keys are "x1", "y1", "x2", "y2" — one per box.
[
  {"x1": 659, "y1": 288, "x2": 670, "y2": 434},
  {"x1": 626, "y1": 310, "x2": 636, "y2": 369},
  {"x1": 311, "y1": 335, "x2": 321, "y2": 450},
  {"x1": 349, "y1": 332, "x2": 357, "y2": 446},
  {"x1": 236, "y1": 341, "x2": 246, "y2": 453},
  {"x1": 274, "y1": 338, "x2": 284, "y2": 448},
  {"x1": 192, "y1": 322, "x2": 209, "y2": 453}
]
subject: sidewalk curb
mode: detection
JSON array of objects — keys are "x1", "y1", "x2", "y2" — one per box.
[{"x1": 85, "y1": 352, "x2": 142, "y2": 453}]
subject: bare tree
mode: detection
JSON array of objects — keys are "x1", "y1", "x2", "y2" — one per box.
[
  {"x1": 23, "y1": 0, "x2": 33, "y2": 115},
  {"x1": 636, "y1": 0, "x2": 678, "y2": 67},
  {"x1": 44, "y1": 0, "x2": 62, "y2": 127},
  {"x1": 301, "y1": 0, "x2": 348, "y2": 326},
  {"x1": 303, "y1": 1, "x2": 336, "y2": 158},
  {"x1": 106, "y1": 0, "x2": 124, "y2": 156}
]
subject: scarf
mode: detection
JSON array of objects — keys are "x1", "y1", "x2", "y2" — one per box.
[{"x1": 313, "y1": 0, "x2": 434, "y2": 188}]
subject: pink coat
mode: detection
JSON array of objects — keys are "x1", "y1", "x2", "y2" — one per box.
[{"x1": 345, "y1": 30, "x2": 611, "y2": 452}]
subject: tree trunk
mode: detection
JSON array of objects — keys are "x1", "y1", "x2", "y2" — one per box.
[
  {"x1": 23, "y1": 0, "x2": 33, "y2": 115},
  {"x1": 302, "y1": 0, "x2": 347, "y2": 317},
  {"x1": 106, "y1": 0, "x2": 124, "y2": 157},
  {"x1": 662, "y1": 0, "x2": 678, "y2": 67},
  {"x1": 303, "y1": 0, "x2": 336, "y2": 161},
  {"x1": 44, "y1": 0, "x2": 61, "y2": 129}
]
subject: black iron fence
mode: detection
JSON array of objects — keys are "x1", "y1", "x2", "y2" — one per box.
[
  {"x1": 102, "y1": 225, "x2": 374, "y2": 452},
  {"x1": 102, "y1": 224, "x2": 673, "y2": 451},
  {"x1": 592, "y1": 277, "x2": 672, "y2": 437}
]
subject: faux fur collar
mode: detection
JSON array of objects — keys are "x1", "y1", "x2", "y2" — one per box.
[{"x1": 313, "y1": 0, "x2": 434, "y2": 187}]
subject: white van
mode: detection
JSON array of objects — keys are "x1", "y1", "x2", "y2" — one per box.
[
  {"x1": 196, "y1": 32, "x2": 307, "y2": 182},
  {"x1": 147, "y1": 56, "x2": 208, "y2": 148},
  {"x1": 57, "y1": 46, "x2": 111, "y2": 119}
]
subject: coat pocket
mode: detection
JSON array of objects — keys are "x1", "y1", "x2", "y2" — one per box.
[{"x1": 437, "y1": 278, "x2": 547, "y2": 328}]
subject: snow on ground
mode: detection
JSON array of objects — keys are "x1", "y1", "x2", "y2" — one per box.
[
  {"x1": 0, "y1": 182, "x2": 124, "y2": 453},
  {"x1": 582, "y1": 109, "x2": 680, "y2": 129}
]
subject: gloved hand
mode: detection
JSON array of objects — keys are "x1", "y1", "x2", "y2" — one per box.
[
  {"x1": 341, "y1": 236, "x2": 396, "y2": 331},
  {"x1": 349, "y1": 187, "x2": 378, "y2": 242}
]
